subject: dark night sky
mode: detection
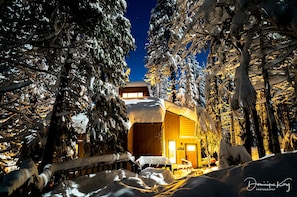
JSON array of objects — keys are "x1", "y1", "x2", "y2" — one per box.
[
  {"x1": 125, "y1": 0, "x2": 157, "y2": 82},
  {"x1": 125, "y1": 0, "x2": 208, "y2": 82}
]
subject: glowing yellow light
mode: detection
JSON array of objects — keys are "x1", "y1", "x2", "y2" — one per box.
[
  {"x1": 168, "y1": 141, "x2": 176, "y2": 163},
  {"x1": 122, "y1": 92, "x2": 144, "y2": 98},
  {"x1": 187, "y1": 145, "x2": 196, "y2": 151}
]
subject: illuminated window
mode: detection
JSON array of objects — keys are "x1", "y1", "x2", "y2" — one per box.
[
  {"x1": 122, "y1": 92, "x2": 144, "y2": 98},
  {"x1": 168, "y1": 141, "x2": 176, "y2": 163},
  {"x1": 187, "y1": 145, "x2": 196, "y2": 151}
]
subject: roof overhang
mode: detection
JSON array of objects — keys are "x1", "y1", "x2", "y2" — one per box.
[{"x1": 124, "y1": 97, "x2": 197, "y2": 129}]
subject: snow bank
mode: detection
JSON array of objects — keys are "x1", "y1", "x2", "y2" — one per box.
[
  {"x1": 43, "y1": 152, "x2": 297, "y2": 197},
  {"x1": 139, "y1": 167, "x2": 176, "y2": 185},
  {"x1": 171, "y1": 152, "x2": 297, "y2": 196},
  {"x1": 43, "y1": 169, "x2": 163, "y2": 197}
]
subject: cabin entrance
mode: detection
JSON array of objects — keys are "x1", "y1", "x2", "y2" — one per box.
[{"x1": 185, "y1": 144, "x2": 198, "y2": 168}]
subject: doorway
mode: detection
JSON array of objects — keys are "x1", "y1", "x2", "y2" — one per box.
[{"x1": 185, "y1": 144, "x2": 198, "y2": 168}]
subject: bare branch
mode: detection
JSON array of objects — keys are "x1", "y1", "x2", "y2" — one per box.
[{"x1": 0, "y1": 80, "x2": 32, "y2": 93}]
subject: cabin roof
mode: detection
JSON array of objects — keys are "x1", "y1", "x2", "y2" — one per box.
[
  {"x1": 124, "y1": 81, "x2": 149, "y2": 88},
  {"x1": 124, "y1": 97, "x2": 197, "y2": 128}
]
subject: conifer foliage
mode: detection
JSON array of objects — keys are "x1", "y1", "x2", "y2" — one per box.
[
  {"x1": 0, "y1": 0, "x2": 134, "y2": 171},
  {"x1": 169, "y1": 0, "x2": 297, "y2": 155},
  {"x1": 145, "y1": 0, "x2": 178, "y2": 100}
]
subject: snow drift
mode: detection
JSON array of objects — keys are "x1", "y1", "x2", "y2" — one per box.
[{"x1": 43, "y1": 152, "x2": 297, "y2": 197}]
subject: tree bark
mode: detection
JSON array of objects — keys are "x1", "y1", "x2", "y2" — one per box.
[
  {"x1": 0, "y1": 80, "x2": 33, "y2": 93},
  {"x1": 214, "y1": 76, "x2": 222, "y2": 135},
  {"x1": 40, "y1": 61, "x2": 72, "y2": 169},
  {"x1": 259, "y1": 33, "x2": 281, "y2": 154},
  {"x1": 243, "y1": 108, "x2": 252, "y2": 155},
  {"x1": 170, "y1": 66, "x2": 176, "y2": 103},
  {"x1": 251, "y1": 108, "x2": 266, "y2": 157},
  {"x1": 294, "y1": 69, "x2": 297, "y2": 100},
  {"x1": 262, "y1": 59, "x2": 281, "y2": 154}
]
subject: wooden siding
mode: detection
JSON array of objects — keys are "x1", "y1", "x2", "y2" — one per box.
[
  {"x1": 127, "y1": 108, "x2": 202, "y2": 167},
  {"x1": 180, "y1": 116, "x2": 196, "y2": 137},
  {"x1": 127, "y1": 125, "x2": 134, "y2": 154},
  {"x1": 164, "y1": 111, "x2": 180, "y2": 140},
  {"x1": 164, "y1": 111, "x2": 202, "y2": 167},
  {"x1": 132, "y1": 123, "x2": 162, "y2": 158}
]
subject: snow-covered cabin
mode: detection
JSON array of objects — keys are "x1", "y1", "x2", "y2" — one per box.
[{"x1": 120, "y1": 81, "x2": 202, "y2": 168}]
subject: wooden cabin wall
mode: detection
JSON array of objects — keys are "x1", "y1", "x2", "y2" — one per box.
[
  {"x1": 164, "y1": 112, "x2": 202, "y2": 167},
  {"x1": 132, "y1": 123, "x2": 162, "y2": 159},
  {"x1": 127, "y1": 125, "x2": 134, "y2": 154},
  {"x1": 164, "y1": 112, "x2": 180, "y2": 140}
]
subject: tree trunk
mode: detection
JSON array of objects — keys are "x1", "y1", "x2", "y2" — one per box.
[
  {"x1": 170, "y1": 66, "x2": 176, "y2": 103},
  {"x1": 278, "y1": 104, "x2": 292, "y2": 151},
  {"x1": 215, "y1": 76, "x2": 222, "y2": 135},
  {"x1": 229, "y1": 79, "x2": 236, "y2": 146},
  {"x1": 278, "y1": 104, "x2": 290, "y2": 136},
  {"x1": 262, "y1": 63, "x2": 281, "y2": 154},
  {"x1": 243, "y1": 109, "x2": 252, "y2": 155},
  {"x1": 230, "y1": 110, "x2": 235, "y2": 146},
  {"x1": 251, "y1": 108, "x2": 265, "y2": 157},
  {"x1": 40, "y1": 61, "x2": 72, "y2": 170},
  {"x1": 294, "y1": 69, "x2": 297, "y2": 103},
  {"x1": 260, "y1": 35, "x2": 281, "y2": 154}
]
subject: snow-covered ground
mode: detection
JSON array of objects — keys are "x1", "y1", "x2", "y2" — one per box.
[{"x1": 43, "y1": 151, "x2": 297, "y2": 197}]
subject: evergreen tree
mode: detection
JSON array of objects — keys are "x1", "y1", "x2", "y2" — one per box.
[
  {"x1": 170, "y1": 0, "x2": 297, "y2": 155},
  {"x1": 145, "y1": 0, "x2": 178, "y2": 101},
  {"x1": 177, "y1": 55, "x2": 206, "y2": 109},
  {"x1": 0, "y1": 0, "x2": 134, "y2": 171},
  {"x1": 191, "y1": 57, "x2": 206, "y2": 108}
]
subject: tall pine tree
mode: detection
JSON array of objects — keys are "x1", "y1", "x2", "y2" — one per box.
[
  {"x1": 145, "y1": 0, "x2": 178, "y2": 101},
  {"x1": 0, "y1": 0, "x2": 134, "y2": 171}
]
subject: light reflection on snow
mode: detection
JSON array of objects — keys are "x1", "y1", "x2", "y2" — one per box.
[
  {"x1": 148, "y1": 172, "x2": 166, "y2": 185},
  {"x1": 127, "y1": 176, "x2": 151, "y2": 189}
]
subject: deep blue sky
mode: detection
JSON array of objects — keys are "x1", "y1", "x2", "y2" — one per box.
[
  {"x1": 124, "y1": 0, "x2": 208, "y2": 82},
  {"x1": 125, "y1": 0, "x2": 157, "y2": 82}
]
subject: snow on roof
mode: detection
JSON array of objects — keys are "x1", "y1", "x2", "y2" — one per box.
[
  {"x1": 125, "y1": 97, "x2": 165, "y2": 127},
  {"x1": 164, "y1": 100, "x2": 197, "y2": 121},
  {"x1": 124, "y1": 97, "x2": 197, "y2": 128}
]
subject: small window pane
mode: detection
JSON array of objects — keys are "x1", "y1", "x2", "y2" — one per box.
[{"x1": 168, "y1": 141, "x2": 176, "y2": 163}]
